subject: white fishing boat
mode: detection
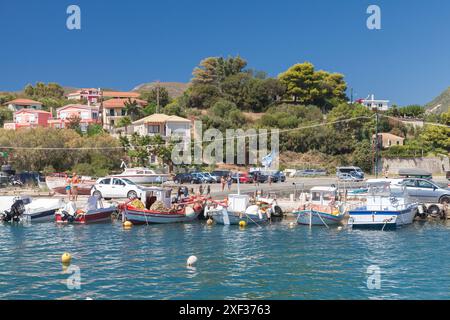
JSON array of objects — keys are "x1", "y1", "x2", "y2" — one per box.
[
  {"x1": 0, "y1": 196, "x2": 64, "y2": 223},
  {"x1": 347, "y1": 182, "x2": 418, "y2": 230},
  {"x1": 293, "y1": 186, "x2": 346, "y2": 227},
  {"x1": 111, "y1": 167, "x2": 170, "y2": 184},
  {"x1": 204, "y1": 194, "x2": 271, "y2": 225}
]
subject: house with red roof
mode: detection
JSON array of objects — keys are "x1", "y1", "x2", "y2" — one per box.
[
  {"x1": 47, "y1": 104, "x2": 100, "y2": 132},
  {"x1": 3, "y1": 109, "x2": 52, "y2": 130},
  {"x1": 66, "y1": 88, "x2": 101, "y2": 105},
  {"x1": 4, "y1": 98, "x2": 43, "y2": 111},
  {"x1": 102, "y1": 98, "x2": 147, "y2": 130}
]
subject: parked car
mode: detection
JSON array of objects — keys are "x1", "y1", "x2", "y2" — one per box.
[
  {"x1": 210, "y1": 170, "x2": 231, "y2": 181},
  {"x1": 173, "y1": 173, "x2": 193, "y2": 184},
  {"x1": 202, "y1": 172, "x2": 219, "y2": 183},
  {"x1": 91, "y1": 177, "x2": 145, "y2": 199},
  {"x1": 249, "y1": 172, "x2": 269, "y2": 183},
  {"x1": 336, "y1": 166, "x2": 364, "y2": 181},
  {"x1": 394, "y1": 178, "x2": 450, "y2": 204},
  {"x1": 191, "y1": 172, "x2": 214, "y2": 184},
  {"x1": 231, "y1": 172, "x2": 254, "y2": 184},
  {"x1": 271, "y1": 171, "x2": 286, "y2": 183}
]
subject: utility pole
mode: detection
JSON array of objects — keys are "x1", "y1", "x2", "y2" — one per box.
[
  {"x1": 156, "y1": 80, "x2": 160, "y2": 113},
  {"x1": 375, "y1": 107, "x2": 379, "y2": 178}
]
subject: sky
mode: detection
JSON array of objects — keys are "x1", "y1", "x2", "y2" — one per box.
[{"x1": 0, "y1": 0, "x2": 449, "y2": 106}]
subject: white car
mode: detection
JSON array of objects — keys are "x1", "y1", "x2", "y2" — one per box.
[{"x1": 91, "y1": 177, "x2": 144, "y2": 199}]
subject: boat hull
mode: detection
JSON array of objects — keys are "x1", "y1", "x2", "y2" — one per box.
[
  {"x1": 45, "y1": 176, "x2": 95, "y2": 195},
  {"x1": 111, "y1": 174, "x2": 170, "y2": 184},
  {"x1": 210, "y1": 209, "x2": 269, "y2": 225},
  {"x1": 348, "y1": 205, "x2": 417, "y2": 230},
  {"x1": 295, "y1": 210, "x2": 345, "y2": 226},
  {"x1": 55, "y1": 207, "x2": 116, "y2": 224},
  {"x1": 124, "y1": 207, "x2": 199, "y2": 224}
]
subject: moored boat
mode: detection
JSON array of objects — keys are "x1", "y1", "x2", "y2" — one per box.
[
  {"x1": 347, "y1": 182, "x2": 418, "y2": 230},
  {"x1": 55, "y1": 196, "x2": 116, "y2": 224},
  {"x1": 293, "y1": 187, "x2": 346, "y2": 226},
  {"x1": 204, "y1": 194, "x2": 271, "y2": 225},
  {"x1": 121, "y1": 187, "x2": 204, "y2": 224},
  {"x1": 0, "y1": 196, "x2": 64, "y2": 223}
]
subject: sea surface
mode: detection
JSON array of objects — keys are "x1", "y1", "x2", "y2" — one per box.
[{"x1": 0, "y1": 219, "x2": 449, "y2": 300}]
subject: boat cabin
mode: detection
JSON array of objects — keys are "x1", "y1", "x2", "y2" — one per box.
[
  {"x1": 398, "y1": 168, "x2": 432, "y2": 180},
  {"x1": 228, "y1": 194, "x2": 249, "y2": 212},
  {"x1": 140, "y1": 187, "x2": 172, "y2": 209},
  {"x1": 309, "y1": 187, "x2": 337, "y2": 205}
]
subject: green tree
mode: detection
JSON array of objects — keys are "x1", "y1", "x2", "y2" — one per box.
[
  {"x1": 141, "y1": 87, "x2": 170, "y2": 109},
  {"x1": 116, "y1": 116, "x2": 132, "y2": 134},
  {"x1": 278, "y1": 62, "x2": 347, "y2": 111},
  {"x1": 124, "y1": 98, "x2": 143, "y2": 121}
]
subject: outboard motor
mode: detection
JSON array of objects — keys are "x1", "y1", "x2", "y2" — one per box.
[
  {"x1": 56, "y1": 201, "x2": 77, "y2": 222},
  {"x1": 1, "y1": 199, "x2": 26, "y2": 222}
]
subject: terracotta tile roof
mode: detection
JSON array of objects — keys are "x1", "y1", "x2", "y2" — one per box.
[
  {"x1": 102, "y1": 98, "x2": 147, "y2": 108},
  {"x1": 5, "y1": 98, "x2": 42, "y2": 106},
  {"x1": 133, "y1": 113, "x2": 191, "y2": 124},
  {"x1": 102, "y1": 91, "x2": 140, "y2": 99}
]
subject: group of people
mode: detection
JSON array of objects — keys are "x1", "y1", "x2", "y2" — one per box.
[
  {"x1": 65, "y1": 172, "x2": 80, "y2": 201},
  {"x1": 220, "y1": 175, "x2": 233, "y2": 191}
]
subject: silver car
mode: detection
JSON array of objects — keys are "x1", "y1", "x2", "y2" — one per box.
[{"x1": 397, "y1": 178, "x2": 450, "y2": 204}]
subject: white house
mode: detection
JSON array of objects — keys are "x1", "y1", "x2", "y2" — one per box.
[
  {"x1": 357, "y1": 94, "x2": 390, "y2": 111},
  {"x1": 132, "y1": 113, "x2": 191, "y2": 140}
]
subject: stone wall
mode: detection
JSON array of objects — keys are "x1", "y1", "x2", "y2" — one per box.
[{"x1": 382, "y1": 157, "x2": 450, "y2": 175}]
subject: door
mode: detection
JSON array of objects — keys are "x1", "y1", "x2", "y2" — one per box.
[
  {"x1": 112, "y1": 178, "x2": 127, "y2": 198},
  {"x1": 415, "y1": 179, "x2": 438, "y2": 203},
  {"x1": 96, "y1": 178, "x2": 112, "y2": 197}
]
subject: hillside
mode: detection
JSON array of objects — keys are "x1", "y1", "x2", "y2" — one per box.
[
  {"x1": 132, "y1": 82, "x2": 189, "y2": 98},
  {"x1": 426, "y1": 86, "x2": 450, "y2": 114}
]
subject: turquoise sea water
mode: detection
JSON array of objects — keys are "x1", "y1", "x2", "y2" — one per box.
[{"x1": 0, "y1": 220, "x2": 449, "y2": 300}]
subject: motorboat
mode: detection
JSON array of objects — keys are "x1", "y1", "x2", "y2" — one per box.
[
  {"x1": 0, "y1": 196, "x2": 64, "y2": 223},
  {"x1": 55, "y1": 196, "x2": 116, "y2": 224},
  {"x1": 347, "y1": 181, "x2": 418, "y2": 230},
  {"x1": 111, "y1": 167, "x2": 170, "y2": 184}
]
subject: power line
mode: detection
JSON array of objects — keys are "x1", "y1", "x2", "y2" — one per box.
[{"x1": 0, "y1": 116, "x2": 375, "y2": 151}]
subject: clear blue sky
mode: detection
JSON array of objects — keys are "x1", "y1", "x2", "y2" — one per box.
[{"x1": 0, "y1": 0, "x2": 449, "y2": 105}]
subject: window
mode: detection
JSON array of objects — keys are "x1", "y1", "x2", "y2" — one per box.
[
  {"x1": 402, "y1": 179, "x2": 416, "y2": 187},
  {"x1": 417, "y1": 180, "x2": 434, "y2": 189},
  {"x1": 81, "y1": 112, "x2": 89, "y2": 119},
  {"x1": 311, "y1": 192, "x2": 321, "y2": 202},
  {"x1": 109, "y1": 109, "x2": 114, "y2": 116},
  {"x1": 113, "y1": 178, "x2": 125, "y2": 186},
  {"x1": 148, "y1": 125, "x2": 160, "y2": 134},
  {"x1": 92, "y1": 112, "x2": 98, "y2": 119},
  {"x1": 323, "y1": 193, "x2": 333, "y2": 201},
  {"x1": 100, "y1": 178, "x2": 111, "y2": 185},
  {"x1": 121, "y1": 109, "x2": 126, "y2": 116}
]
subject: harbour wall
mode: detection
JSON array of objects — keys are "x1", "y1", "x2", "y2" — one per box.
[{"x1": 381, "y1": 157, "x2": 450, "y2": 175}]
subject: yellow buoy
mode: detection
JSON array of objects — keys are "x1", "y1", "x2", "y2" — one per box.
[
  {"x1": 61, "y1": 252, "x2": 72, "y2": 265},
  {"x1": 239, "y1": 220, "x2": 247, "y2": 228},
  {"x1": 123, "y1": 221, "x2": 133, "y2": 229},
  {"x1": 206, "y1": 218, "x2": 214, "y2": 226}
]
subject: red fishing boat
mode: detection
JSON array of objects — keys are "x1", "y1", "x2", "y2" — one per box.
[
  {"x1": 55, "y1": 196, "x2": 117, "y2": 224},
  {"x1": 119, "y1": 187, "x2": 204, "y2": 224}
]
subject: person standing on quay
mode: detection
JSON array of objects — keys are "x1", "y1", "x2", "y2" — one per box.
[
  {"x1": 65, "y1": 175, "x2": 72, "y2": 200},
  {"x1": 268, "y1": 174, "x2": 272, "y2": 186},
  {"x1": 71, "y1": 172, "x2": 80, "y2": 202},
  {"x1": 221, "y1": 176, "x2": 226, "y2": 191},
  {"x1": 227, "y1": 176, "x2": 232, "y2": 191},
  {"x1": 199, "y1": 184, "x2": 203, "y2": 196}
]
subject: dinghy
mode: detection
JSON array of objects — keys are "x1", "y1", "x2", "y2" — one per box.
[{"x1": 55, "y1": 196, "x2": 116, "y2": 224}]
